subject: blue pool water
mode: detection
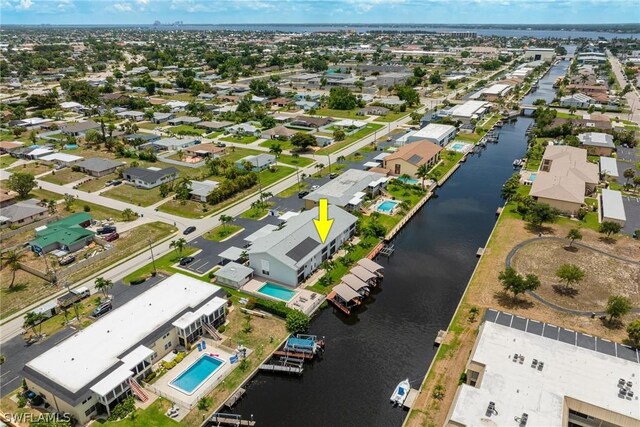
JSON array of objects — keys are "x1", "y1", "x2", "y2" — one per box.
[
  {"x1": 258, "y1": 282, "x2": 296, "y2": 301},
  {"x1": 398, "y1": 176, "x2": 419, "y2": 185},
  {"x1": 170, "y1": 355, "x2": 224, "y2": 395},
  {"x1": 450, "y1": 142, "x2": 467, "y2": 151},
  {"x1": 529, "y1": 173, "x2": 538, "y2": 181},
  {"x1": 377, "y1": 200, "x2": 399, "y2": 213}
]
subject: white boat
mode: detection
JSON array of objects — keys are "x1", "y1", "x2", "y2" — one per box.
[{"x1": 390, "y1": 379, "x2": 411, "y2": 405}]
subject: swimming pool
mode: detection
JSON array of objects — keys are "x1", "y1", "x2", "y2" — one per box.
[
  {"x1": 169, "y1": 355, "x2": 224, "y2": 395},
  {"x1": 449, "y1": 142, "x2": 469, "y2": 152},
  {"x1": 377, "y1": 199, "x2": 400, "y2": 214},
  {"x1": 398, "y1": 176, "x2": 419, "y2": 185},
  {"x1": 529, "y1": 173, "x2": 538, "y2": 181},
  {"x1": 257, "y1": 282, "x2": 296, "y2": 302}
]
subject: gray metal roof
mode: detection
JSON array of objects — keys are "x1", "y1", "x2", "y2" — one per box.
[
  {"x1": 60, "y1": 121, "x2": 100, "y2": 133},
  {"x1": 214, "y1": 262, "x2": 253, "y2": 282},
  {"x1": 578, "y1": 132, "x2": 615, "y2": 148},
  {"x1": 249, "y1": 205, "x2": 357, "y2": 269},
  {"x1": 304, "y1": 169, "x2": 386, "y2": 207},
  {"x1": 601, "y1": 189, "x2": 626, "y2": 221},
  {"x1": 75, "y1": 157, "x2": 122, "y2": 173},
  {"x1": 0, "y1": 199, "x2": 47, "y2": 223},
  {"x1": 123, "y1": 167, "x2": 179, "y2": 183}
]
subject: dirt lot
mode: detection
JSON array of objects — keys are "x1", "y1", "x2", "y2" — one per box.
[
  {"x1": 512, "y1": 239, "x2": 640, "y2": 310},
  {"x1": 406, "y1": 213, "x2": 640, "y2": 427}
]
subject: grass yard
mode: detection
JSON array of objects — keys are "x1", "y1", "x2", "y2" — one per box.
[
  {"x1": 455, "y1": 133, "x2": 482, "y2": 143},
  {"x1": 204, "y1": 224, "x2": 243, "y2": 242},
  {"x1": 373, "y1": 110, "x2": 413, "y2": 123},
  {"x1": 239, "y1": 202, "x2": 274, "y2": 220},
  {"x1": 277, "y1": 154, "x2": 313, "y2": 167},
  {"x1": 28, "y1": 187, "x2": 64, "y2": 202},
  {"x1": 316, "y1": 123, "x2": 384, "y2": 155},
  {"x1": 167, "y1": 125, "x2": 206, "y2": 135},
  {"x1": 136, "y1": 121, "x2": 159, "y2": 130},
  {"x1": 220, "y1": 135, "x2": 259, "y2": 144},
  {"x1": 0, "y1": 155, "x2": 17, "y2": 168},
  {"x1": 59, "y1": 200, "x2": 123, "y2": 221},
  {"x1": 77, "y1": 173, "x2": 118, "y2": 193},
  {"x1": 317, "y1": 108, "x2": 367, "y2": 119},
  {"x1": 277, "y1": 181, "x2": 309, "y2": 198},
  {"x1": 40, "y1": 168, "x2": 87, "y2": 185},
  {"x1": 8, "y1": 162, "x2": 51, "y2": 176},
  {"x1": 102, "y1": 184, "x2": 166, "y2": 207},
  {"x1": 259, "y1": 139, "x2": 295, "y2": 151},
  {"x1": 100, "y1": 399, "x2": 179, "y2": 427},
  {"x1": 157, "y1": 198, "x2": 213, "y2": 218},
  {"x1": 259, "y1": 165, "x2": 295, "y2": 187},
  {"x1": 123, "y1": 246, "x2": 198, "y2": 283},
  {"x1": 430, "y1": 152, "x2": 463, "y2": 179},
  {"x1": 556, "y1": 111, "x2": 582, "y2": 119}
]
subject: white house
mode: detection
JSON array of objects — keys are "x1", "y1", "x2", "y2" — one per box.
[
  {"x1": 404, "y1": 123, "x2": 457, "y2": 146},
  {"x1": 560, "y1": 93, "x2": 595, "y2": 109}
]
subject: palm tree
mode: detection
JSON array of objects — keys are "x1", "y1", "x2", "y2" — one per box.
[
  {"x1": 219, "y1": 214, "x2": 233, "y2": 231},
  {"x1": 337, "y1": 155, "x2": 346, "y2": 163},
  {"x1": 399, "y1": 200, "x2": 411, "y2": 213},
  {"x1": 95, "y1": 277, "x2": 113, "y2": 297},
  {"x1": 23, "y1": 311, "x2": 45, "y2": 338},
  {"x1": 416, "y1": 164, "x2": 429, "y2": 190},
  {"x1": 169, "y1": 238, "x2": 187, "y2": 257},
  {"x1": 1, "y1": 250, "x2": 26, "y2": 289},
  {"x1": 269, "y1": 143, "x2": 282, "y2": 165},
  {"x1": 47, "y1": 199, "x2": 57, "y2": 215},
  {"x1": 122, "y1": 208, "x2": 136, "y2": 221},
  {"x1": 315, "y1": 163, "x2": 325, "y2": 177}
]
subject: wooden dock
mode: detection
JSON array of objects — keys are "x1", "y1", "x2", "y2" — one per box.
[
  {"x1": 207, "y1": 413, "x2": 255, "y2": 426},
  {"x1": 435, "y1": 330, "x2": 447, "y2": 346},
  {"x1": 260, "y1": 363, "x2": 303, "y2": 375},
  {"x1": 223, "y1": 388, "x2": 246, "y2": 408},
  {"x1": 403, "y1": 388, "x2": 420, "y2": 409},
  {"x1": 272, "y1": 350, "x2": 315, "y2": 360}
]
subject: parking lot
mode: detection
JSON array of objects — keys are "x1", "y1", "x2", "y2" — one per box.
[{"x1": 622, "y1": 195, "x2": 640, "y2": 235}]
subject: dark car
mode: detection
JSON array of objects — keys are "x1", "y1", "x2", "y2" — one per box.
[
  {"x1": 97, "y1": 226, "x2": 117, "y2": 235},
  {"x1": 329, "y1": 173, "x2": 338, "y2": 179},
  {"x1": 111, "y1": 180, "x2": 122, "y2": 186},
  {"x1": 179, "y1": 256, "x2": 195, "y2": 266},
  {"x1": 298, "y1": 190, "x2": 310, "y2": 198},
  {"x1": 92, "y1": 301, "x2": 112, "y2": 318},
  {"x1": 216, "y1": 142, "x2": 227, "y2": 147},
  {"x1": 59, "y1": 255, "x2": 76, "y2": 266},
  {"x1": 183, "y1": 226, "x2": 196, "y2": 235},
  {"x1": 103, "y1": 232, "x2": 119, "y2": 242}
]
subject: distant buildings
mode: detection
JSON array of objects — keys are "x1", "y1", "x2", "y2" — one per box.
[
  {"x1": 448, "y1": 311, "x2": 640, "y2": 427},
  {"x1": 248, "y1": 206, "x2": 357, "y2": 286},
  {"x1": 523, "y1": 47, "x2": 556, "y2": 61}
]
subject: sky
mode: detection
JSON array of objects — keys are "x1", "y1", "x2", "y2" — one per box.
[{"x1": 1, "y1": 0, "x2": 639, "y2": 25}]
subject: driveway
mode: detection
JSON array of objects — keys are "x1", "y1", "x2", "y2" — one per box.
[{"x1": 622, "y1": 196, "x2": 640, "y2": 235}]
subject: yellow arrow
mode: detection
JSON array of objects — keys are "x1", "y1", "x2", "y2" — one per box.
[{"x1": 313, "y1": 198, "x2": 334, "y2": 244}]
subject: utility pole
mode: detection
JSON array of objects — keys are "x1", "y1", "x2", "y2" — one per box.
[
  {"x1": 148, "y1": 239, "x2": 157, "y2": 276},
  {"x1": 327, "y1": 154, "x2": 331, "y2": 174}
]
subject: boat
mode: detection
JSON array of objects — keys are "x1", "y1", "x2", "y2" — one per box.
[
  {"x1": 512, "y1": 158, "x2": 524, "y2": 168},
  {"x1": 390, "y1": 379, "x2": 411, "y2": 405}
]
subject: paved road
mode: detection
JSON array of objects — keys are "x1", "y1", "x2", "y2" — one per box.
[
  {"x1": 607, "y1": 50, "x2": 640, "y2": 124},
  {"x1": 0, "y1": 107, "x2": 420, "y2": 343}
]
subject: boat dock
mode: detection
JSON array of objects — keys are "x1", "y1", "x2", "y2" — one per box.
[
  {"x1": 206, "y1": 413, "x2": 255, "y2": 426},
  {"x1": 403, "y1": 388, "x2": 420, "y2": 409},
  {"x1": 435, "y1": 330, "x2": 447, "y2": 346},
  {"x1": 223, "y1": 388, "x2": 246, "y2": 408},
  {"x1": 476, "y1": 247, "x2": 485, "y2": 257},
  {"x1": 260, "y1": 356, "x2": 304, "y2": 375}
]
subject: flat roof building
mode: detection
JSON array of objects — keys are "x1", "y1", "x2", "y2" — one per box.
[
  {"x1": 448, "y1": 101, "x2": 492, "y2": 124},
  {"x1": 599, "y1": 156, "x2": 619, "y2": 180},
  {"x1": 24, "y1": 274, "x2": 227, "y2": 424},
  {"x1": 600, "y1": 189, "x2": 626, "y2": 226},
  {"x1": 405, "y1": 123, "x2": 457, "y2": 146},
  {"x1": 447, "y1": 310, "x2": 640, "y2": 427},
  {"x1": 303, "y1": 169, "x2": 388, "y2": 211},
  {"x1": 578, "y1": 132, "x2": 616, "y2": 156}
]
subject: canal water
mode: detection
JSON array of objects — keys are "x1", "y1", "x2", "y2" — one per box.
[{"x1": 230, "y1": 60, "x2": 567, "y2": 427}]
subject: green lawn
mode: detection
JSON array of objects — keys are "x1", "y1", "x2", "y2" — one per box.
[
  {"x1": 239, "y1": 202, "x2": 274, "y2": 220},
  {"x1": 277, "y1": 181, "x2": 309, "y2": 198},
  {"x1": 430, "y1": 151, "x2": 463, "y2": 179},
  {"x1": 316, "y1": 123, "x2": 384, "y2": 155},
  {"x1": 77, "y1": 173, "x2": 118, "y2": 193},
  {"x1": 28, "y1": 187, "x2": 63, "y2": 202},
  {"x1": 556, "y1": 112, "x2": 582, "y2": 119},
  {"x1": 123, "y1": 246, "x2": 199, "y2": 284},
  {"x1": 63, "y1": 200, "x2": 123, "y2": 221},
  {"x1": 102, "y1": 184, "x2": 166, "y2": 207},
  {"x1": 258, "y1": 165, "x2": 295, "y2": 187},
  {"x1": 136, "y1": 122, "x2": 159, "y2": 130},
  {"x1": 8, "y1": 162, "x2": 51, "y2": 176},
  {"x1": 40, "y1": 168, "x2": 87, "y2": 185},
  {"x1": 260, "y1": 139, "x2": 295, "y2": 151},
  {"x1": 204, "y1": 224, "x2": 243, "y2": 242},
  {"x1": 220, "y1": 135, "x2": 259, "y2": 144},
  {"x1": 167, "y1": 125, "x2": 206, "y2": 135},
  {"x1": 317, "y1": 108, "x2": 367, "y2": 119},
  {"x1": 99, "y1": 399, "x2": 179, "y2": 427},
  {"x1": 0, "y1": 155, "x2": 17, "y2": 168},
  {"x1": 157, "y1": 199, "x2": 213, "y2": 218},
  {"x1": 277, "y1": 154, "x2": 313, "y2": 167},
  {"x1": 455, "y1": 133, "x2": 482, "y2": 143}
]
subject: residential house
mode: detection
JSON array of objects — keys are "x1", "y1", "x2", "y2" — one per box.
[
  {"x1": 290, "y1": 116, "x2": 333, "y2": 129},
  {"x1": 0, "y1": 141, "x2": 22, "y2": 154},
  {"x1": 303, "y1": 169, "x2": 388, "y2": 211},
  {"x1": 383, "y1": 140, "x2": 443, "y2": 178},
  {"x1": 269, "y1": 97, "x2": 293, "y2": 108},
  {"x1": 376, "y1": 72, "x2": 412, "y2": 87},
  {"x1": 60, "y1": 121, "x2": 101, "y2": 138},
  {"x1": 0, "y1": 189, "x2": 18, "y2": 208},
  {"x1": 599, "y1": 156, "x2": 619, "y2": 181},
  {"x1": 59, "y1": 101, "x2": 86, "y2": 113},
  {"x1": 559, "y1": 93, "x2": 595, "y2": 109},
  {"x1": 39, "y1": 153, "x2": 84, "y2": 168},
  {"x1": 227, "y1": 123, "x2": 260, "y2": 136},
  {"x1": 196, "y1": 121, "x2": 233, "y2": 132},
  {"x1": 357, "y1": 106, "x2": 390, "y2": 116},
  {"x1": 529, "y1": 145, "x2": 599, "y2": 214},
  {"x1": 29, "y1": 213, "x2": 94, "y2": 254},
  {"x1": 151, "y1": 112, "x2": 174, "y2": 124},
  {"x1": 447, "y1": 100, "x2": 492, "y2": 125},
  {"x1": 184, "y1": 143, "x2": 225, "y2": 159},
  {"x1": 23, "y1": 274, "x2": 227, "y2": 425},
  {"x1": 0, "y1": 199, "x2": 48, "y2": 228},
  {"x1": 123, "y1": 133, "x2": 160, "y2": 144},
  {"x1": 213, "y1": 262, "x2": 254, "y2": 289},
  {"x1": 261, "y1": 126, "x2": 297, "y2": 140},
  {"x1": 331, "y1": 119, "x2": 368, "y2": 131},
  {"x1": 122, "y1": 167, "x2": 179, "y2": 189},
  {"x1": 295, "y1": 100, "x2": 319, "y2": 111},
  {"x1": 248, "y1": 205, "x2": 357, "y2": 286},
  {"x1": 165, "y1": 101, "x2": 189, "y2": 112},
  {"x1": 402, "y1": 123, "x2": 457, "y2": 146},
  {"x1": 479, "y1": 83, "x2": 512, "y2": 101},
  {"x1": 168, "y1": 116, "x2": 201, "y2": 126},
  {"x1": 578, "y1": 132, "x2": 616, "y2": 156},
  {"x1": 235, "y1": 154, "x2": 276, "y2": 171},
  {"x1": 189, "y1": 180, "x2": 219, "y2": 202},
  {"x1": 75, "y1": 158, "x2": 123, "y2": 177},
  {"x1": 151, "y1": 137, "x2": 199, "y2": 151},
  {"x1": 115, "y1": 111, "x2": 145, "y2": 122}
]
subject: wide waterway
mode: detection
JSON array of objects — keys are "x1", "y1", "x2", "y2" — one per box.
[{"x1": 229, "y1": 59, "x2": 568, "y2": 427}]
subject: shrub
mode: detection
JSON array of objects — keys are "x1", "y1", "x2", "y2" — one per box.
[
  {"x1": 129, "y1": 277, "x2": 146, "y2": 285},
  {"x1": 254, "y1": 299, "x2": 292, "y2": 318},
  {"x1": 239, "y1": 358, "x2": 250, "y2": 372},
  {"x1": 245, "y1": 298, "x2": 256, "y2": 310},
  {"x1": 197, "y1": 397, "x2": 212, "y2": 411},
  {"x1": 286, "y1": 310, "x2": 309, "y2": 334},
  {"x1": 107, "y1": 396, "x2": 135, "y2": 421},
  {"x1": 144, "y1": 372, "x2": 156, "y2": 382},
  {"x1": 175, "y1": 352, "x2": 185, "y2": 363},
  {"x1": 217, "y1": 325, "x2": 226, "y2": 333},
  {"x1": 17, "y1": 396, "x2": 26, "y2": 408},
  {"x1": 83, "y1": 204, "x2": 91, "y2": 212}
]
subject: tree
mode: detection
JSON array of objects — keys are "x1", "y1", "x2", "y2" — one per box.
[
  {"x1": 623, "y1": 168, "x2": 635, "y2": 189},
  {"x1": 219, "y1": 214, "x2": 233, "y2": 231},
  {"x1": 290, "y1": 133, "x2": 316, "y2": 151},
  {"x1": 47, "y1": 199, "x2": 57, "y2": 215},
  {"x1": 566, "y1": 228, "x2": 583, "y2": 248},
  {"x1": 606, "y1": 295, "x2": 632, "y2": 322},
  {"x1": 269, "y1": 143, "x2": 282, "y2": 162},
  {"x1": 169, "y1": 238, "x2": 187, "y2": 257},
  {"x1": 526, "y1": 203, "x2": 558, "y2": 228},
  {"x1": 8, "y1": 173, "x2": 36, "y2": 199},
  {"x1": 599, "y1": 221, "x2": 622, "y2": 237},
  {"x1": 501, "y1": 173, "x2": 520, "y2": 201},
  {"x1": 286, "y1": 309, "x2": 309, "y2": 334},
  {"x1": 1, "y1": 250, "x2": 26, "y2": 289},
  {"x1": 416, "y1": 164, "x2": 430, "y2": 190},
  {"x1": 395, "y1": 85, "x2": 419, "y2": 107},
  {"x1": 95, "y1": 277, "x2": 113, "y2": 297},
  {"x1": 627, "y1": 319, "x2": 640, "y2": 347},
  {"x1": 63, "y1": 194, "x2": 76, "y2": 211},
  {"x1": 23, "y1": 311, "x2": 45, "y2": 338},
  {"x1": 122, "y1": 208, "x2": 136, "y2": 221},
  {"x1": 159, "y1": 182, "x2": 172, "y2": 198},
  {"x1": 327, "y1": 87, "x2": 357, "y2": 110},
  {"x1": 498, "y1": 267, "x2": 540, "y2": 299},
  {"x1": 333, "y1": 129, "x2": 346, "y2": 141},
  {"x1": 555, "y1": 264, "x2": 585, "y2": 290}
]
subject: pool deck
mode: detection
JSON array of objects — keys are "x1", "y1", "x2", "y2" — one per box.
[
  {"x1": 241, "y1": 279, "x2": 323, "y2": 315},
  {"x1": 242, "y1": 279, "x2": 298, "y2": 302},
  {"x1": 146, "y1": 338, "x2": 247, "y2": 410}
]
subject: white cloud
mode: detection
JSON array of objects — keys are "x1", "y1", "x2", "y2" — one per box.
[
  {"x1": 16, "y1": 0, "x2": 33, "y2": 10},
  {"x1": 113, "y1": 1, "x2": 132, "y2": 11},
  {"x1": 136, "y1": 0, "x2": 150, "y2": 4}
]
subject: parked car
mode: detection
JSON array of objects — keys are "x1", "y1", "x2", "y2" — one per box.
[
  {"x1": 58, "y1": 255, "x2": 76, "y2": 266},
  {"x1": 329, "y1": 173, "x2": 338, "y2": 179},
  {"x1": 103, "y1": 232, "x2": 119, "y2": 242},
  {"x1": 183, "y1": 226, "x2": 196, "y2": 235},
  {"x1": 57, "y1": 286, "x2": 90, "y2": 308},
  {"x1": 97, "y1": 226, "x2": 117, "y2": 235},
  {"x1": 110, "y1": 180, "x2": 122, "y2": 186},
  {"x1": 216, "y1": 142, "x2": 227, "y2": 147},
  {"x1": 180, "y1": 256, "x2": 195, "y2": 266},
  {"x1": 92, "y1": 301, "x2": 112, "y2": 318},
  {"x1": 311, "y1": 185, "x2": 320, "y2": 190},
  {"x1": 298, "y1": 190, "x2": 310, "y2": 198}
]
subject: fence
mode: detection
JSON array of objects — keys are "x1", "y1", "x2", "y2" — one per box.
[
  {"x1": 57, "y1": 246, "x2": 113, "y2": 280},
  {"x1": 0, "y1": 215, "x2": 60, "y2": 238},
  {"x1": 158, "y1": 153, "x2": 206, "y2": 169}
]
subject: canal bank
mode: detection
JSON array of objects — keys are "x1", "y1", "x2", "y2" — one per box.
[{"x1": 226, "y1": 116, "x2": 530, "y2": 426}]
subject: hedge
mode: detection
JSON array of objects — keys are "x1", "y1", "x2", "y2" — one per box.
[{"x1": 254, "y1": 299, "x2": 293, "y2": 318}]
